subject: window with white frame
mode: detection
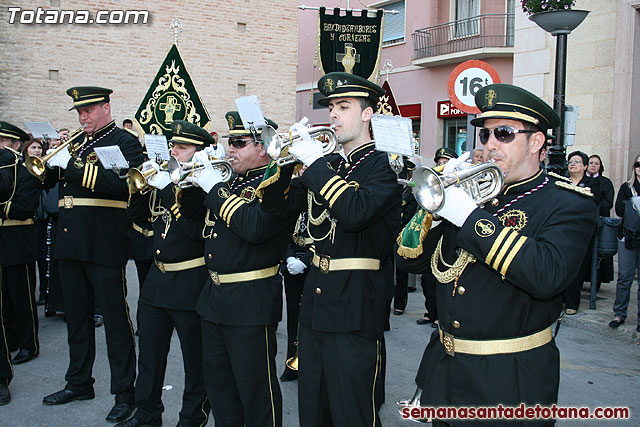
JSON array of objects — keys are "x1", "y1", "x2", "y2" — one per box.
[
  {"x1": 380, "y1": 1, "x2": 405, "y2": 46},
  {"x1": 454, "y1": 0, "x2": 480, "y2": 38}
]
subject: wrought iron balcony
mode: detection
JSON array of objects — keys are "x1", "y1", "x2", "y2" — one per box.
[{"x1": 412, "y1": 13, "x2": 515, "y2": 61}]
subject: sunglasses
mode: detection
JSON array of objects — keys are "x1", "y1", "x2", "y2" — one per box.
[
  {"x1": 229, "y1": 138, "x2": 256, "y2": 149},
  {"x1": 634, "y1": 162, "x2": 640, "y2": 168},
  {"x1": 478, "y1": 126, "x2": 536, "y2": 144}
]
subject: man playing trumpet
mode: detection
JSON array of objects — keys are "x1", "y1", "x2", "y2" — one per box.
[
  {"x1": 186, "y1": 111, "x2": 294, "y2": 427},
  {"x1": 260, "y1": 72, "x2": 403, "y2": 427},
  {"x1": 396, "y1": 84, "x2": 597, "y2": 426},
  {"x1": 41, "y1": 86, "x2": 143, "y2": 424},
  {"x1": 118, "y1": 120, "x2": 210, "y2": 427}
]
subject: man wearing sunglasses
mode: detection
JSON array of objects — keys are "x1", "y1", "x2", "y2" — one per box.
[
  {"x1": 396, "y1": 83, "x2": 597, "y2": 425},
  {"x1": 259, "y1": 72, "x2": 402, "y2": 427},
  {"x1": 186, "y1": 111, "x2": 294, "y2": 427}
]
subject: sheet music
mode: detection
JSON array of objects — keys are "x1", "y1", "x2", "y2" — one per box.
[
  {"x1": 235, "y1": 95, "x2": 266, "y2": 130},
  {"x1": 144, "y1": 134, "x2": 171, "y2": 161},
  {"x1": 94, "y1": 146, "x2": 129, "y2": 170},
  {"x1": 24, "y1": 122, "x2": 59, "y2": 140},
  {"x1": 370, "y1": 114, "x2": 413, "y2": 156}
]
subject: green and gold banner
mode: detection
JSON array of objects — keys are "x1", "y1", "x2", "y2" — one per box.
[
  {"x1": 318, "y1": 7, "x2": 383, "y2": 80},
  {"x1": 135, "y1": 44, "x2": 210, "y2": 138}
]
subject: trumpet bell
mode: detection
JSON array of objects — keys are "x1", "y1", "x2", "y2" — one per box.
[
  {"x1": 410, "y1": 167, "x2": 445, "y2": 213},
  {"x1": 127, "y1": 167, "x2": 157, "y2": 194},
  {"x1": 285, "y1": 352, "x2": 298, "y2": 371},
  {"x1": 24, "y1": 156, "x2": 47, "y2": 178}
]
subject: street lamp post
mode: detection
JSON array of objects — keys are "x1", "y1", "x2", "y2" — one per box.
[{"x1": 529, "y1": 9, "x2": 589, "y2": 174}]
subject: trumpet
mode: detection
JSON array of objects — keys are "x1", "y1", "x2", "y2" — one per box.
[
  {"x1": 127, "y1": 159, "x2": 170, "y2": 195},
  {"x1": 168, "y1": 157, "x2": 233, "y2": 188},
  {"x1": 24, "y1": 127, "x2": 85, "y2": 179},
  {"x1": 398, "y1": 162, "x2": 503, "y2": 212},
  {"x1": 261, "y1": 125, "x2": 338, "y2": 166}
]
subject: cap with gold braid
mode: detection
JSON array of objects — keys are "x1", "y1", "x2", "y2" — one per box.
[
  {"x1": 225, "y1": 111, "x2": 278, "y2": 139},
  {"x1": 0, "y1": 121, "x2": 29, "y2": 142},
  {"x1": 170, "y1": 120, "x2": 213, "y2": 149},
  {"x1": 317, "y1": 72, "x2": 385, "y2": 107},
  {"x1": 470, "y1": 83, "x2": 560, "y2": 132},
  {"x1": 66, "y1": 86, "x2": 113, "y2": 110},
  {"x1": 434, "y1": 147, "x2": 458, "y2": 163}
]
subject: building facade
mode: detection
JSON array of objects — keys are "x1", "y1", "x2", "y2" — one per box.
[
  {"x1": 297, "y1": 0, "x2": 640, "y2": 191},
  {"x1": 297, "y1": 0, "x2": 515, "y2": 164},
  {"x1": 514, "y1": 0, "x2": 640, "y2": 190},
  {"x1": 0, "y1": 0, "x2": 299, "y2": 137}
]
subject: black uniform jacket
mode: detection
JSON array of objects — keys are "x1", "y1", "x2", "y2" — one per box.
[
  {"x1": 262, "y1": 142, "x2": 402, "y2": 339},
  {"x1": 1, "y1": 158, "x2": 40, "y2": 266},
  {"x1": 130, "y1": 185, "x2": 207, "y2": 311},
  {"x1": 0, "y1": 148, "x2": 19, "y2": 266},
  {"x1": 43, "y1": 121, "x2": 144, "y2": 267},
  {"x1": 396, "y1": 170, "x2": 597, "y2": 414},
  {"x1": 196, "y1": 164, "x2": 294, "y2": 326},
  {"x1": 127, "y1": 193, "x2": 154, "y2": 263}
]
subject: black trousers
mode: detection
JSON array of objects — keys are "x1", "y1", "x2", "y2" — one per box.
[
  {"x1": 58, "y1": 259, "x2": 136, "y2": 402},
  {"x1": 134, "y1": 260, "x2": 151, "y2": 331},
  {"x1": 421, "y1": 271, "x2": 438, "y2": 320},
  {"x1": 1, "y1": 262, "x2": 39, "y2": 354},
  {"x1": 0, "y1": 265, "x2": 13, "y2": 384},
  {"x1": 201, "y1": 320, "x2": 282, "y2": 427},
  {"x1": 283, "y1": 271, "x2": 305, "y2": 359},
  {"x1": 393, "y1": 257, "x2": 409, "y2": 311},
  {"x1": 298, "y1": 324, "x2": 382, "y2": 427},
  {"x1": 134, "y1": 302, "x2": 209, "y2": 426}
]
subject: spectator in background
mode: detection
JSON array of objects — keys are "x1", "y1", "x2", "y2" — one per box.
[
  {"x1": 122, "y1": 119, "x2": 133, "y2": 130},
  {"x1": 609, "y1": 154, "x2": 640, "y2": 332},
  {"x1": 208, "y1": 131, "x2": 225, "y2": 159},
  {"x1": 23, "y1": 139, "x2": 48, "y2": 306},
  {"x1": 563, "y1": 151, "x2": 598, "y2": 314},
  {"x1": 471, "y1": 147, "x2": 484, "y2": 164},
  {"x1": 587, "y1": 154, "x2": 615, "y2": 290}
]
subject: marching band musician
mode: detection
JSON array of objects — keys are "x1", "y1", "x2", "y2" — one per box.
[
  {"x1": 0, "y1": 123, "x2": 41, "y2": 368},
  {"x1": 0, "y1": 127, "x2": 20, "y2": 405},
  {"x1": 395, "y1": 84, "x2": 597, "y2": 426},
  {"x1": 260, "y1": 72, "x2": 403, "y2": 427},
  {"x1": 186, "y1": 111, "x2": 294, "y2": 427},
  {"x1": 41, "y1": 86, "x2": 143, "y2": 424},
  {"x1": 118, "y1": 120, "x2": 210, "y2": 427}
]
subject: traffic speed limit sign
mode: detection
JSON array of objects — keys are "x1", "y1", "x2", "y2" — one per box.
[{"x1": 447, "y1": 60, "x2": 501, "y2": 114}]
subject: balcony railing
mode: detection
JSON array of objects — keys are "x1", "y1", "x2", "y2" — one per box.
[{"x1": 412, "y1": 13, "x2": 514, "y2": 60}]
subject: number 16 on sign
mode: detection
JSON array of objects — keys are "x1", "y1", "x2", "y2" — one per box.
[{"x1": 447, "y1": 60, "x2": 501, "y2": 114}]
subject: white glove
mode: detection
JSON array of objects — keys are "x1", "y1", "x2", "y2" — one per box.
[
  {"x1": 435, "y1": 185, "x2": 477, "y2": 227},
  {"x1": 192, "y1": 150, "x2": 210, "y2": 165},
  {"x1": 289, "y1": 135, "x2": 323, "y2": 166},
  {"x1": 46, "y1": 146, "x2": 71, "y2": 169},
  {"x1": 443, "y1": 151, "x2": 471, "y2": 174},
  {"x1": 184, "y1": 155, "x2": 223, "y2": 193},
  {"x1": 288, "y1": 117, "x2": 323, "y2": 166},
  {"x1": 286, "y1": 257, "x2": 306, "y2": 275},
  {"x1": 149, "y1": 171, "x2": 172, "y2": 190}
]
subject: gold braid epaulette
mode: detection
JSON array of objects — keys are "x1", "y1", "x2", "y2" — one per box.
[
  {"x1": 554, "y1": 180, "x2": 594, "y2": 197},
  {"x1": 547, "y1": 171, "x2": 572, "y2": 182}
]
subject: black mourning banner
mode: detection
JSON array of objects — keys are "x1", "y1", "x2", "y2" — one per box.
[{"x1": 318, "y1": 7, "x2": 383, "y2": 80}]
